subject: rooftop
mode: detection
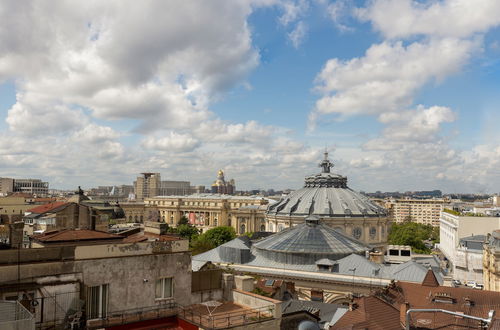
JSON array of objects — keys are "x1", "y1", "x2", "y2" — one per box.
[
  {"x1": 32, "y1": 229, "x2": 123, "y2": 243},
  {"x1": 266, "y1": 152, "x2": 386, "y2": 218},
  {"x1": 27, "y1": 201, "x2": 68, "y2": 214}
]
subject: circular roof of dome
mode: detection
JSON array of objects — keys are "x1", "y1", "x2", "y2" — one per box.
[
  {"x1": 267, "y1": 152, "x2": 386, "y2": 218},
  {"x1": 253, "y1": 216, "x2": 368, "y2": 264}
]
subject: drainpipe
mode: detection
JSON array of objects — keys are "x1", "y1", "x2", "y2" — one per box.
[{"x1": 405, "y1": 309, "x2": 495, "y2": 330}]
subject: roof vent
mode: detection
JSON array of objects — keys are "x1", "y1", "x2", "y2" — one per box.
[{"x1": 305, "y1": 215, "x2": 320, "y2": 226}]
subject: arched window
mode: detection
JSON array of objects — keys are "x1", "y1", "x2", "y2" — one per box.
[
  {"x1": 278, "y1": 224, "x2": 284, "y2": 232},
  {"x1": 140, "y1": 215, "x2": 143, "y2": 222},
  {"x1": 240, "y1": 224, "x2": 246, "y2": 234},
  {"x1": 260, "y1": 225, "x2": 266, "y2": 231},
  {"x1": 129, "y1": 215, "x2": 132, "y2": 221},
  {"x1": 134, "y1": 215, "x2": 138, "y2": 222},
  {"x1": 228, "y1": 218, "x2": 232, "y2": 227},
  {"x1": 352, "y1": 227, "x2": 362, "y2": 240},
  {"x1": 370, "y1": 227, "x2": 377, "y2": 239}
]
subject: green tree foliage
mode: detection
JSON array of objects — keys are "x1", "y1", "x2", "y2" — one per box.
[
  {"x1": 202, "y1": 226, "x2": 236, "y2": 247},
  {"x1": 178, "y1": 215, "x2": 189, "y2": 225},
  {"x1": 175, "y1": 224, "x2": 200, "y2": 242},
  {"x1": 190, "y1": 226, "x2": 236, "y2": 255},
  {"x1": 388, "y1": 222, "x2": 437, "y2": 254}
]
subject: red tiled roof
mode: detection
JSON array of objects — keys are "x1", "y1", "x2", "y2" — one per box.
[
  {"x1": 33, "y1": 229, "x2": 123, "y2": 242},
  {"x1": 27, "y1": 202, "x2": 68, "y2": 214},
  {"x1": 421, "y1": 268, "x2": 440, "y2": 287},
  {"x1": 374, "y1": 281, "x2": 500, "y2": 329},
  {"x1": 332, "y1": 296, "x2": 401, "y2": 330}
]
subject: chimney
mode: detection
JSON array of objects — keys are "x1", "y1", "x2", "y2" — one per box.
[
  {"x1": 400, "y1": 302, "x2": 410, "y2": 327},
  {"x1": 9, "y1": 221, "x2": 24, "y2": 248},
  {"x1": 369, "y1": 250, "x2": 384, "y2": 263}
]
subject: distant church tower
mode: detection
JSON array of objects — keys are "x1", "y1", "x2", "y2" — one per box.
[{"x1": 211, "y1": 170, "x2": 235, "y2": 194}]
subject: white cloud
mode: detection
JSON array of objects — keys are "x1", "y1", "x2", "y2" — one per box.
[
  {"x1": 312, "y1": 38, "x2": 478, "y2": 121},
  {"x1": 327, "y1": 0, "x2": 354, "y2": 32},
  {"x1": 142, "y1": 132, "x2": 200, "y2": 153},
  {"x1": 356, "y1": 0, "x2": 500, "y2": 39},
  {"x1": 279, "y1": 0, "x2": 309, "y2": 26},
  {"x1": 288, "y1": 21, "x2": 308, "y2": 48}
]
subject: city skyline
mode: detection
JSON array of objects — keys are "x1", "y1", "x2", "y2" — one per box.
[{"x1": 1, "y1": 1, "x2": 500, "y2": 193}]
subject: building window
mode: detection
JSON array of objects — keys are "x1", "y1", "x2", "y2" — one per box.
[
  {"x1": 86, "y1": 284, "x2": 108, "y2": 319},
  {"x1": 352, "y1": 227, "x2": 362, "y2": 240},
  {"x1": 369, "y1": 227, "x2": 376, "y2": 239},
  {"x1": 260, "y1": 225, "x2": 265, "y2": 231},
  {"x1": 155, "y1": 277, "x2": 173, "y2": 299},
  {"x1": 240, "y1": 224, "x2": 246, "y2": 234}
]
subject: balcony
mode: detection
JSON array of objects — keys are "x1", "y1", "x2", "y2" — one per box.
[
  {"x1": 0, "y1": 300, "x2": 35, "y2": 330},
  {"x1": 86, "y1": 301, "x2": 178, "y2": 329}
]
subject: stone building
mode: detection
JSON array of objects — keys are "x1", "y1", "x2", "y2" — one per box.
[
  {"x1": 483, "y1": 229, "x2": 500, "y2": 291},
  {"x1": 193, "y1": 216, "x2": 444, "y2": 304},
  {"x1": 211, "y1": 170, "x2": 235, "y2": 195},
  {"x1": 266, "y1": 152, "x2": 390, "y2": 248},
  {"x1": 145, "y1": 194, "x2": 269, "y2": 233}
]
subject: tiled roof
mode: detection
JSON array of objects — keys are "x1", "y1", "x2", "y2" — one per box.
[
  {"x1": 376, "y1": 281, "x2": 500, "y2": 329},
  {"x1": 332, "y1": 296, "x2": 400, "y2": 330},
  {"x1": 33, "y1": 229, "x2": 123, "y2": 242},
  {"x1": 122, "y1": 231, "x2": 183, "y2": 243},
  {"x1": 27, "y1": 202, "x2": 68, "y2": 214}
]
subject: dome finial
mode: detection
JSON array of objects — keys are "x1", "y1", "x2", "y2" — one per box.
[{"x1": 319, "y1": 149, "x2": 333, "y2": 173}]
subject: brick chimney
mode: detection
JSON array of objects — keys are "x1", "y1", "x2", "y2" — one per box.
[
  {"x1": 400, "y1": 302, "x2": 410, "y2": 328},
  {"x1": 9, "y1": 221, "x2": 24, "y2": 248}
]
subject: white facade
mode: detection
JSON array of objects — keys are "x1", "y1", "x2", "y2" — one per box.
[{"x1": 439, "y1": 211, "x2": 500, "y2": 283}]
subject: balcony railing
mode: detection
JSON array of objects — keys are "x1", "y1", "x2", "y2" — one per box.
[
  {"x1": 86, "y1": 301, "x2": 178, "y2": 329},
  {"x1": 178, "y1": 304, "x2": 274, "y2": 329}
]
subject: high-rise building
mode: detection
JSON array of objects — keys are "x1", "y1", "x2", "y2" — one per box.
[
  {"x1": 0, "y1": 178, "x2": 14, "y2": 196},
  {"x1": 0, "y1": 177, "x2": 49, "y2": 196},
  {"x1": 159, "y1": 181, "x2": 192, "y2": 196},
  {"x1": 134, "y1": 173, "x2": 161, "y2": 200},
  {"x1": 210, "y1": 170, "x2": 235, "y2": 194},
  {"x1": 385, "y1": 198, "x2": 449, "y2": 226}
]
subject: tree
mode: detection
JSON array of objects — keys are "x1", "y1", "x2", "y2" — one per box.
[
  {"x1": 388, "y1": 222, "x2": 435, "y2": 254},
  {"x1": 202, "y1": 226, "x2": 236, "y2": 247},
  {"x1": 191, "y1": 235, "x2": 215, "y2": 255},
  {"x1": 176, "y1": 224, "x2": 200, "y2": 242},
  {"x1": 178, "y1": 215, "x2": 189, "y2": 225}
]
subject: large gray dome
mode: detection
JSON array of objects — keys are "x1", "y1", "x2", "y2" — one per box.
[
  {"x1": 253, "y1": 216, "x2": 368, "y2": 264},
  {"x1": 267, "y1": 152, "x2": 386, "y2": 218}
]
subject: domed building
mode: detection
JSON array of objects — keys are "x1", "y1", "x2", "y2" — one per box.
[
  {"x1": 211, "y1": 169, "x2": 235, "y2": 195},
  {"x1": 266, "y1": 152, "x2": 390, "y2": 248}
]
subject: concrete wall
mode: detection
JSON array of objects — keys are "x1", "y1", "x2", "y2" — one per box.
[
  {"x1": 76, "y1": 251, "x2": 192, "y2": 310},
  {"x1": 190, "y1": 289, "x2": 224, "y2": 304},
  {"x1": 232, "y1": 289, "x2": 281, "y2": 319}
]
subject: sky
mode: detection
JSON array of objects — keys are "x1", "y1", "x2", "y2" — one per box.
[{"x1": 0, "y1": 0, "x2": 500, "y2": 193}]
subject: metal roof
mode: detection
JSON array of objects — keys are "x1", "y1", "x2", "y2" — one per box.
[{"x1": 266, "y1": 153, "x2": 386, "y2": 218}]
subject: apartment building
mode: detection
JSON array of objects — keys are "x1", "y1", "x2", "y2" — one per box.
[
  {"x1": 134, "y1": 172, "x2": 161, "y2": 200},
  {"x1": 439, "y1": 210, "x2": 500, "y2": 283},
  {"x1": 386, "y1": 198, "x2": 449, "y2": 226}
]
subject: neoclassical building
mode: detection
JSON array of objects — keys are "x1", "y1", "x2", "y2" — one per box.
[
  {"x1": 483, "y1": 230, "x2": 500, "y2": 291},
  {"x1": 145, "y1": 194, "x2": 269, "y2": 233},
  {"x1": 266, "y1": 152, "x2": 390, "y2": 248}
]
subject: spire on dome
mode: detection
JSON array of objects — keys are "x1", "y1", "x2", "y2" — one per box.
[{"x1": 319, "y1": 150, "x2": 334, "y2": 173}]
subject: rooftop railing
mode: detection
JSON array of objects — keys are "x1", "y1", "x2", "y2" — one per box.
[
  {"x1": 86, "y1": 301, "x2": 178, "y2": 329},
  {"x1": 178, "y1": 304, "x2": 274, "y2": 329}
]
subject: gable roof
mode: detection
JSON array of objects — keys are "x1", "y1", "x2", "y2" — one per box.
[
  {"x1": 332, "y1": 296, "x2": 400, "y2": 330},
  {"x1": 32, "y1": 229, "x2": 123, "y2": 243},
  {"x1": 27, "y1": 202, "x2": 69, "y2": 214},
  {"x1": 421, "y1": 268, "x2": 440, "y2": 287}
]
